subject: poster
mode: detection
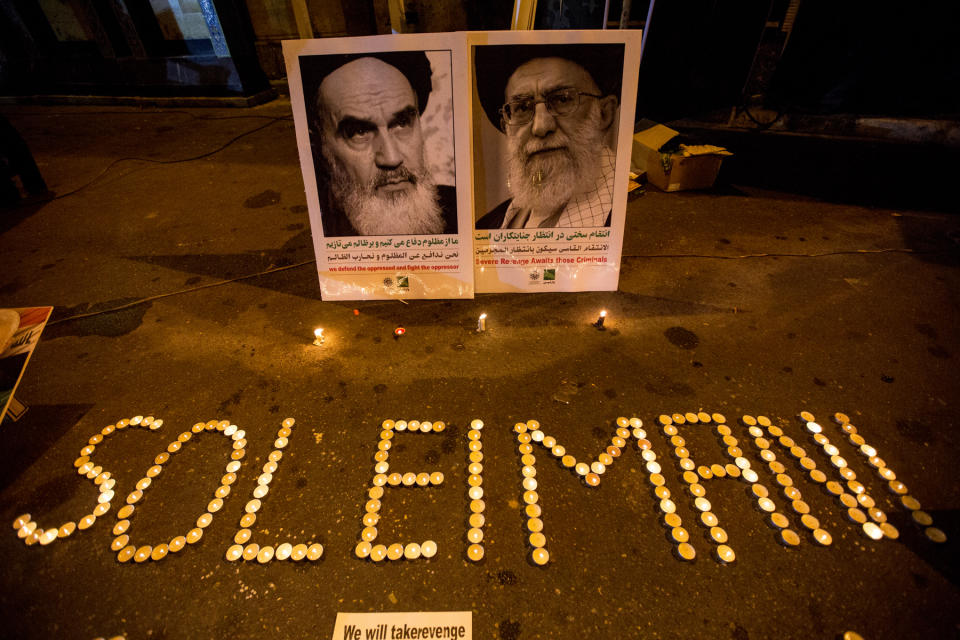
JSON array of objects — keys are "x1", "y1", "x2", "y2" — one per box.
[
  {"x1": 469, "y1": 30, "x2": 641, "y2": 292},
  {"x1": 331, "y1": 611, "x2": 471, "y2": 640},
  {"x1": 0, "y1": 307, "x2": 52, "y2": 424},
  {"x1": 284, "y1": 34, "x2": 474, "y2": 300}
]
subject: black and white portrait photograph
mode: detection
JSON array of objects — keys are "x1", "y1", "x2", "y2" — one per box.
[
  {"x1": 299, "y1": 49, "x2": 457, "y2": 237},
  {"x1": 285, "y1": 34, "x2": 472, "y2": 300},
  {"x1": 473, "y1": 42, "x2": 625, "y2": 230}
]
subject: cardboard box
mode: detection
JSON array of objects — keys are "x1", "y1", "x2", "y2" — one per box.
[{"x1": 631, "y1": 124, "x2": 731, "y2": 192}]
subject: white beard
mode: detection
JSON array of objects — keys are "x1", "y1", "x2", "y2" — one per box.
[
  {"x1": 324, "y1": 150, "x2": 444, "y2": 236},
  {"x1": 507, "y1": 105, "x2": 606, "y2": 219}
]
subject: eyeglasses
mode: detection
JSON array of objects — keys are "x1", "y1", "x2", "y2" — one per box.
[{"x1": 499, "y1": 88, "x2": 602, "y2": 125}]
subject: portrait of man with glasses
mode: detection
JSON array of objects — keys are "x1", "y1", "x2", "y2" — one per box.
[{"x1": 474, "y1": 44, "x2": 623, "y2": 230}]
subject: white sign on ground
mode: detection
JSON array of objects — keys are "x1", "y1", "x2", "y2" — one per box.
[{"x1": 331, "y1": 611, "x2": 471, "y2": 640}]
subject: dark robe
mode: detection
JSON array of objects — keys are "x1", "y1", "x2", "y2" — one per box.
[{"x1": 475, "y1": 199, "x2": 611, "y2": 229}]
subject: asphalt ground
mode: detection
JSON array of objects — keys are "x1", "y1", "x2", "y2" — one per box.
[{"x1": 0, "y1": 101, "x2": 958, "y2": 640}]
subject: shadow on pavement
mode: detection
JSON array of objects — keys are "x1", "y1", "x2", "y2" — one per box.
[{"x1": 0, "y1": 403, "x2": 95, "y2": 493}]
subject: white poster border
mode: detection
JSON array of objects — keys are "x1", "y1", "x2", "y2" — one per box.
[
  {"x1": 467, "y1": 29, "x2": 642, "y2": 293},
  {"x1": 284, "y1": 33, "x2": 474, "y2": 300}
]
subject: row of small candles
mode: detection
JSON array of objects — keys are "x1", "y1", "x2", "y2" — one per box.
[{"x1": 312, "y1": 310, "x2": 608, "y2": 345}]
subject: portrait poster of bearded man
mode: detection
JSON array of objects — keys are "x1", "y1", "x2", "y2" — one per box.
[
  {"x1": 473, "y1": 43, "x2": 624, "y2": 230},
  {"x1": 285, "y1": 34, "x2": 473, "y2": 301},
  {"x1": 469, "y1": 31, "x2": 640, "y2": 294},
  {"x1": 300, "y1": 50, "x2": 458, "y2": 237}
]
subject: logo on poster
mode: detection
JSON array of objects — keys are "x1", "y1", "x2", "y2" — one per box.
[{"x1": 527, "y1": 269, "x2": 556, "y2": 284}]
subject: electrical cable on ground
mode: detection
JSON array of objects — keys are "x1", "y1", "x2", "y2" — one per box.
[
  {"x1": 738, "y1": 103, "x2": 783, "y2": 129},
  {"x1": 43, "y1": 118, "x2": 287, "y2": 202},
  {"x1": 47, "y1": 246, "x2": 936, "y2": 326},
  {"x1": 622, "y1": 247, "x2": 918, "y2": 259},
  {"x1": 6, "y1": 108, "x2": 292, "y2": 121},
  {"x1": 47, "y1": 259, "x2": 316, "y2": 326}
]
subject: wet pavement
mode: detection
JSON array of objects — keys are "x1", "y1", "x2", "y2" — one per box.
[{"x1": 1, "y1": 101, "x2": 958, "y2": 640}]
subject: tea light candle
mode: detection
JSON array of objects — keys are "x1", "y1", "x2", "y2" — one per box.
[
  {"x1": 813, "y1": 528, "x2": 832, "y2": 546},
  {"x1": 313, "y1": 328, "x2": 325, "y2": 345},
  {"x1": 134, "y1": 545, "x2": 152, "y2": 563},
  {"x1": 925, "y1": 527, "x2": 947, "y2": 543},
  {"x1": 716, "y1": 545, "x2": 735, "y2": 563},
  {"x1": 38, "y1": 528, "x2": 57, "y2": 546},
  {"x1": 531, "y1": 547, "x2": 549, "y2": 565},
  {"x1": 677, "y1": 543, "x2": 696, "y2": 561},
  {"x1": 594, "y1": 310, "x2": 606, "y2": 329},
  {"x1": 291, "y1": 544, "x2": 309, "y2": 561},
  {"x1": 477, "y1": 313, "x2": 487, "y2": 332},
  {"x1": 864, "y1": 522, "x2": 885, "y2": 540},
  {"x1": 709, "y1": 526, "x2": 728, "y2": 544},
  {"x1": 847, "y1": 508, "x2": 867, "y2": 524}
]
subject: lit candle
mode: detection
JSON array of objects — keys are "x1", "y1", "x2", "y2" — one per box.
[
  {"x1": 394, "y1": 326, "x2": 405, "y2": 339},
  {"x1": 420, "y1": 540, "x2": 438, "y2": 558},
  {"x1": 313, "y1": 328, "x2": 324, "y2": 345},
  {"x1": 594, "y1": 310, "x2": 607, "y2": 329},
  {"x1": 477, "y1": 313, "x2": 487, "y2": 332}
]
